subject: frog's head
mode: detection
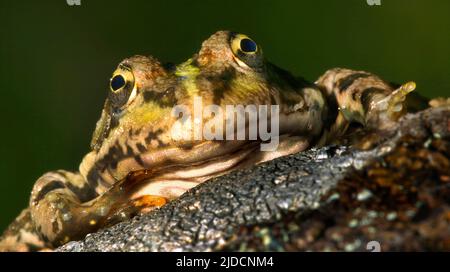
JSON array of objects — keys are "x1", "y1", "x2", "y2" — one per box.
[
  {"x1": 84, "y1": 31, "x2": 315, "y2": 187},
  {"x1": 108, "y1": 55, "x2": 168, "y2": 110},
  {"x1": 90, "y1": 55, "x2": 174, "y2": 151},
  {"x1": 178, "y1": 30, "x2": 287, "y2": 109},
  {"x1": 188, "y1": 30, "x2": 306, "y2": 108}
]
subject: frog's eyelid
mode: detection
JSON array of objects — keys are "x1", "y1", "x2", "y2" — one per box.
[
  {"x1": 118, "y1": 63, "x2": 133, "y2": 71},
  {"x1": 108, "y1": 66, "x2": 137, "y2": 109}
]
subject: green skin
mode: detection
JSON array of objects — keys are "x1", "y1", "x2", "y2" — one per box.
[{"x1": 0, "y1": 30, "x2": 417, "y2": 251}]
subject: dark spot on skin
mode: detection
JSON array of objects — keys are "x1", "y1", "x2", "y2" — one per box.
[
  {"x1": 136, "y1": 143, "x2": 147, "y2": 153},
  {"x1": 338, "y1": 73, "x2": 370, "y2": 93},
  {"x1": 143, "y1": 87, "x2": 177, "y2": 107},
  {"x1": 55, "y1": 170, "x2": 68, "y2": 179},
  {"x1": 126, "y1": 144, "x2": 135, "y2": 157},
  {"x1": 320, "y1": 87, "x2": 339, "y2": 132},
  {"x1": 361, "y1": 87, "x2": 388, "y2": 113},
  {"x1": 65, "y1": 182, "x2": 98, "y2": 203},
  {"x1": 97, "y1": 142, "x2": 127, "y2": 169},
  {"x1": 40, "y1": 233, "x2": 50, "y2": 243},
  {"x1": 52, "y1": 219, "x2": 59, "y2": 234},
  {"x1": 144, "y1": 129, "x2": 165, "y2": 147},
  {"x1": 110, "y1": 160, "x2": 118, "y2": 170},
  {"x1": 352, "y1": 89, "x2": 360, "y2": 101},
  {"x1": 212, "y1": 87, "x2": 226, "y2": 106},
  {"x1": 134, "y1": 128, "x2": 142, "y2": 136},
  {"x1": 134, "y1": 155, "x2": 145, "y2": 167},
  {"x1": 177, "y1": 142, "x2": 195, "y2": 150},
  {"x1": 143, "y1": 91, "x2": 157, "y2": 103},
  {"x1": 33, "y1": 180, "x2": 65, "y2": 204},
  {"x1": 90, "y1": 129, "x2": 163, "y2": 188},
  {"x1": 86, "y1": 168, "x2": 101, "y2": 190},
  {"x1": 197, "y1": 67, "x2": 236, "y2": 105}
]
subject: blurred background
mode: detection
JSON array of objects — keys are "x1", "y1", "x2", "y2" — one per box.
[{"x1": 0, "y1": 0, "x2": 449, "y2": 231}]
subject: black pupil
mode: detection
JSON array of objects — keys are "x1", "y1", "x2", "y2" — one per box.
[
  {"x1": 111, "y1": 75, "x2": 126, "y2": 91},
  {"x1": 240, "y1": 38, "x2": 257, "y2": 53}
]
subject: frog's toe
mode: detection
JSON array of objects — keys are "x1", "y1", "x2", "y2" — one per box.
[
  {"x1": 133, "y1": 195, "x2": 167, "y2": 210},
  {"x1": 367, "y1": 81, "x2": 416, "y2": 130},
  {"x1": 102, "y1": 194, "x2": 167, "y2": 227},
  {"x1": 374, "y1": 81, "x2": 415, "y2": 115}
]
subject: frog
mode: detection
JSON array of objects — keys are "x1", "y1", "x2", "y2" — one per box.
[{"x1": 0, "y1": 30, "x2": 419, "y2": 251}]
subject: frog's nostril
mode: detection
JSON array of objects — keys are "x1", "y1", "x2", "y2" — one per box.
[
  {"x1": 240, "y1": 38, "x2": 257, "y2": 53},
  {"x1": 111, "y1": 75, "x2": 126, "y2": 91}
]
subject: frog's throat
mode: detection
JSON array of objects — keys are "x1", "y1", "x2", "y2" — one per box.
[
  {"x1": 81, "y1": 135, "x2": 309, "y2": 199},
  {"x1": 128, "y1": 135, "x2": 309, "y2": 200}
]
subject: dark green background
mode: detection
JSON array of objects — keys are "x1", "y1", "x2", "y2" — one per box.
[{"x1": 0, "y1": 0, "x2": 449, "y2": 231}]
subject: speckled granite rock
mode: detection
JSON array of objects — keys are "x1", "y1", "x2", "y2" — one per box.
[{"x1": 59, "y1": 106, "x2": 450, "y2": 252}]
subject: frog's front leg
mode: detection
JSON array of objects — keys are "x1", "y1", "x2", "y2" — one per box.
[
  {"x1": 29, "y1": 170, "x2": 100, "y2": 246},
  {"x1": 29, "y1": 169, "x2": 166, "y2": 247},
  {"x1": 316, "y1": 68, "x2": 417, "y2": 134},
  {"x1": 0, "y1": 170, "x2": 96, "y2": 251}
]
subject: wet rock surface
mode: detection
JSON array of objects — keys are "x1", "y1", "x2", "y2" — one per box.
[{"x1": 59, "y1": 106, "x2": 450, "y2": 252}]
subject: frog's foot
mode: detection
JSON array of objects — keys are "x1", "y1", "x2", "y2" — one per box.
[
  {"x1": 29, "y1": 169, "x2": 162, "y2": 247},
  {"x1": 366, "y1": 81, "x2": 416, "y2": 130}
]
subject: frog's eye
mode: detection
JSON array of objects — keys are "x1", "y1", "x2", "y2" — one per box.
[
  {"x1": 230, "y1": 33, "x2": 263, "y2": 68},
  {"x1": 109, "y1": 65, "x2": 137, "y2": 109},
  {"x1": 239, "y1": 38, "x2": 257, "y2": 53},
  {"x1": 231, "y1": 34, "x2": 258, "y2": 55}
]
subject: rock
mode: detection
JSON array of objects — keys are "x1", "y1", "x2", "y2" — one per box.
[{"x1": 59, "y1": 106, "x2": 450, "y2": 252}]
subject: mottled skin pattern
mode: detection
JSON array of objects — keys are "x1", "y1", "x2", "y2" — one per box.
[{"x1": 0, "y1": 31, "x2": 416, "y2": 251}]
